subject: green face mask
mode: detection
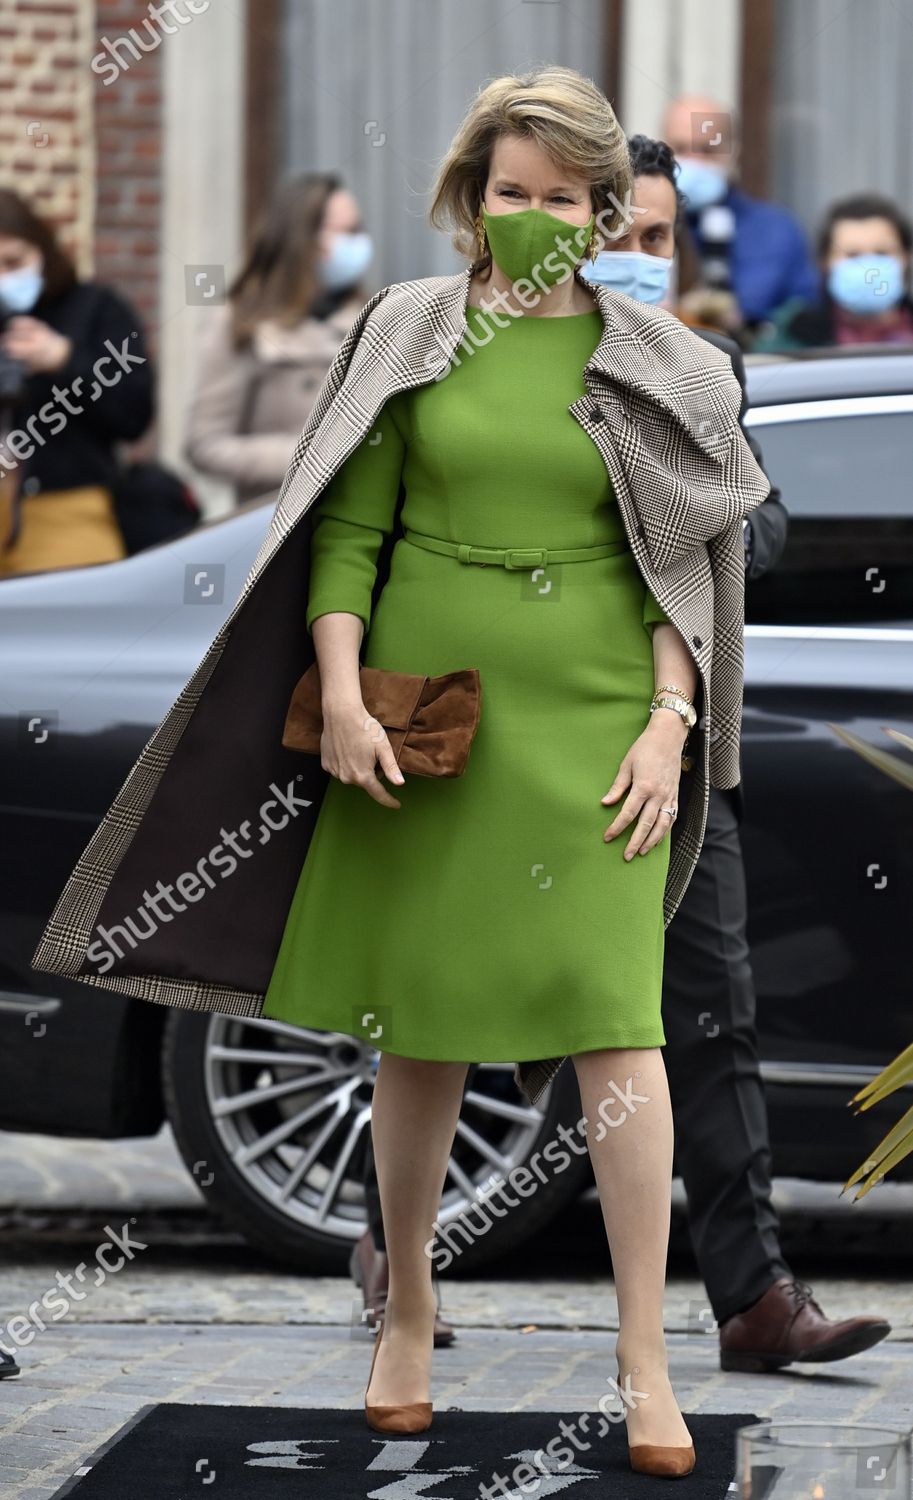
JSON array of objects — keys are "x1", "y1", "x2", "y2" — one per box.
[{"x1": 481, "y1": 205, "x2": 596, "y2": 288}]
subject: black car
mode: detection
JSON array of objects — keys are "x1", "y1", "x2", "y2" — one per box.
[{"x1": 2, "y1": 346, "x2": 912, "y2": 1272}]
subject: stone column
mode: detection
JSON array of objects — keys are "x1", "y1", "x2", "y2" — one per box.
[
  {"x1": 159, "y1": 1, "x2": 245, "y2": 511},
  {"x1": 619, "y1": 0, "x2": 741, "y2": 138}
]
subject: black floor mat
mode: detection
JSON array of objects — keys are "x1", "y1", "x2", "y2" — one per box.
[{"x1": 52, "y1": 1403, "x2": 764, "y2": 1497}]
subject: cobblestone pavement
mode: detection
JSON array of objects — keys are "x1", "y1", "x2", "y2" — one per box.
[{"x1": 1, "y1": 1129, "x2": 911, "y2": 1498}]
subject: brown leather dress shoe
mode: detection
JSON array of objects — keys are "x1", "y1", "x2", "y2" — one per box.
[
  {"x1": 719, "y1": 1277, "x2": 891, "y2": 1372},
  {"x1": 350, "y1": 1229, "x2": 456, "y2": 1347}
]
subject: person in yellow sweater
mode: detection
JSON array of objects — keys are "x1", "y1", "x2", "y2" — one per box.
[{"x1": 0, "y1": 189, "x2": 152, "y2": 574}]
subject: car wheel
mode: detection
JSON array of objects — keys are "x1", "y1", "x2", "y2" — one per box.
[{"x1": 161, "y1": 1010, "x2": 591, "y2": 1273}]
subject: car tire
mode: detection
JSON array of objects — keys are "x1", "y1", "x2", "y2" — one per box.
[{"x1": 161, "y1": 1009, "x2": 592, "y2": 1274}]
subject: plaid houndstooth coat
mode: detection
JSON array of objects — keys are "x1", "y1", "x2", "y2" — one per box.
[{"x1": 31, "y1": 262, "x2": 771, "y2": 1106}]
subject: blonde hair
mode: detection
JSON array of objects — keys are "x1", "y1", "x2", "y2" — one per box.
[{"x1": 428, "y1": 65, "x2": 633, "y2": 270}]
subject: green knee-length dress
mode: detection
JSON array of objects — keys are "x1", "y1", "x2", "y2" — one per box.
[{"x1": 262, "y1": 304, "x2": 672, "y2": 1062}]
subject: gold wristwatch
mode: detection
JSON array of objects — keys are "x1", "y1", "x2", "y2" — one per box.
[
  {"x1": 649, "y1": 693, "x2": 698, "y2": 731},
  {"x1": 650, "y1": 692, "x2": 697, "y2": 771}
]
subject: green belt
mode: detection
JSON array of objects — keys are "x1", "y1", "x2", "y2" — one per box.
[{"x1": 402, "y1": 528, "x2": 630, "y2": 571}]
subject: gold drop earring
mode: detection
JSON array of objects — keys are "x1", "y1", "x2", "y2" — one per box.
[
  {"x1": 585, "y1": 225, "x2": 601, "y2": 262},
  {"x1": 474, "y1": 212, "x2": 487, "y2": 257}
]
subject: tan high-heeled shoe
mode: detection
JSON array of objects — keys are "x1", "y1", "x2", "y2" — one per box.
[
  {"x1": 621, "y1": 1362, "x2": 696, "y2": 1477},
  {"x1": 364, "y1": 1318, "x2": 433, "y2": 1434},
  {"x1": 628, "y1": 1440, "x2": 696, "y2": 1478}
]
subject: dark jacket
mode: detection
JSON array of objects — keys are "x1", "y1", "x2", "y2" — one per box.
[
  {"x1": 1, "y1": 281, "x2": 153, "y2": 497},
  {"x1": 695, "y1": 327, "x2": 789, "y2": 823},
  {"x1": 687, "y1": 186, "x2": 820, "y2": 325},
  {"x1": 752, "y1": 292, "x2": 913, "y2": 353}
]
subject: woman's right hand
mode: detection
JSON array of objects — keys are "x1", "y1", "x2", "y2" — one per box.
[{"x1": 319, "y1": 696, "x2": 405, "y2": 808}]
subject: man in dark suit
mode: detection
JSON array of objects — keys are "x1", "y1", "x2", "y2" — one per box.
[{"x1": 353, "y1": 135, "x2": 890, "y2": 1372}]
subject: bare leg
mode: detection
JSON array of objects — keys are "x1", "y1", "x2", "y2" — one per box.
[
  {"x1": 366, "y1": 1052, "x2": 470, "y2": 1405},
  {"x1": 572, "y1": 1046, "x2": 692, "y2": 1449}
]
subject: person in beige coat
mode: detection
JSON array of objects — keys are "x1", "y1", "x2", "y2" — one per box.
[{"x1": 184, "y1": 172, "x2": 374, "y2": 506}]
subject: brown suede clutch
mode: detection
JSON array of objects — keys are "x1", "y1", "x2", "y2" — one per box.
[{"x1": 282, "y1": 663, "x2": 482, "y2": 777}]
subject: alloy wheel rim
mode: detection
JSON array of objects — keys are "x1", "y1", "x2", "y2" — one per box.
[{"x1": 203, "y1": 1014, "x2": 551, "y2": 1245}]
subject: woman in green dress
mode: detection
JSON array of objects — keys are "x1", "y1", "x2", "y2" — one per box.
[{"x1": 263, "y1": 68, "x2": 700, "y2": 1473}]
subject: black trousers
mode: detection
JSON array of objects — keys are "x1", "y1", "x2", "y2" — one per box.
[{"x1": 363, "y1": 784, "x2": 791, "y2": 1325}]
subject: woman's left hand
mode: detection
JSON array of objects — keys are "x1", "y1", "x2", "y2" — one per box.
[
  {"x1": 0, "y1": 316, "x2": 73, "y2": 375},
  {"x1": 601, "y1": 712, "x2": 686, "y2": 859}
]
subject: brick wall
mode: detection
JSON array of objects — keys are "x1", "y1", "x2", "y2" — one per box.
[
  {"x1": 92, "y1": 0, "x2": 162, "y2": 342},
  {"x1": 0, "y1": 0, "x2": 95, "y2": 274},
  {"x1": 0, "y1": 0, "x2": 163, "y2": 348}
]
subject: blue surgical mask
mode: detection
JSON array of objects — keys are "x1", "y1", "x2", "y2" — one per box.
[
  {"x1": 317, "y1": 231, "x2": 373, "y2": 292},
  {"x1": 676, "y1": 157, "x2": 728, "y2": 212},
  {"x1": 580, "y1": 249, "x2": 676, "y2": 305},
  {"x1": 0, "y1": 262, "x2": 44, "y2": 313},
  {"x1": 827, "y1": 254, "x2": 905, "y2": 315}
]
